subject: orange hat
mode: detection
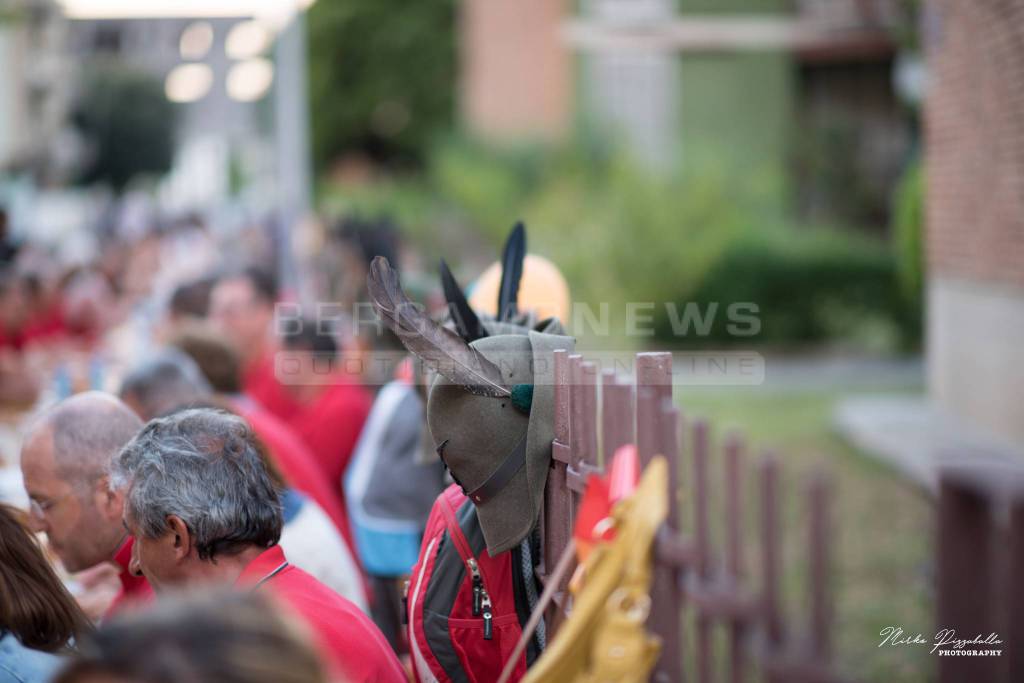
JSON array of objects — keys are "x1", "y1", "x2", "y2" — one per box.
[{"x1": 469, "y1": 254, "x2": 571, "y2": 325}]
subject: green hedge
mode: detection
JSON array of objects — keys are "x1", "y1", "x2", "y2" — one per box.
[{"x1": 656, "y1": 228, "x2": 921, "y2": 350}]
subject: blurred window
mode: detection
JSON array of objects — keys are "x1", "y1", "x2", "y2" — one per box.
[
  {"x1": 180, "y1": 21, "x2": 215, "y2": 60},
  {"x1": 93, "y1": 26, "x2": 122, "y2": 54}
]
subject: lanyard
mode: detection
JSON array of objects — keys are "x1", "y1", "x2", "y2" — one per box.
[{"x1": 252, "y1": 561, "x2": 289, "y2": 590}]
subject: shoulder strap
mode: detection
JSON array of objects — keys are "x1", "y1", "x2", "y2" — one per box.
[{"x1": 438, "y1": 493, "x2": 475, "y2": 563}]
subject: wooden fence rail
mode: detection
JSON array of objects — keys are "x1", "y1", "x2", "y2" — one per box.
[{"x1": 540, "y1": 349, "x2": 844, "y2": 683}]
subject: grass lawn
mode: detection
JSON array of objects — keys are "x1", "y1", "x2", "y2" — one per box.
[{"x1": 674, "y1": 386, "x2": 934, "y2": 683}]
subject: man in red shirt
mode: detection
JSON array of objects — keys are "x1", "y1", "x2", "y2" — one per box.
[
  {"x1": 112, "y1": 407, "x2": 404, "y2": 683},
  {"x1": 208, "y1": 265, "x2": 301, "y2": 420},
  {"x1": 20, "y1": 392, "x2": 153, "y2": 617},
  {"x1": 279, "y1": 322, "x2": 372, "y2": 515}
]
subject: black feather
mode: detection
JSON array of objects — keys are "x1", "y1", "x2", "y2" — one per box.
[
  {"x1": 439, "y1": 259, "x2": 487, "y2": 343},
  {"x1": 368, "y1": 257, "x2": 510, "y2": 398},
  {"x1": 497, "y1": 221, "x2": 526, "y2": 322}
]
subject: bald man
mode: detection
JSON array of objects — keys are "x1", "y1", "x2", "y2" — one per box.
[{"x1": 20, "y1": 391, "x2": 150, "y2": 615}]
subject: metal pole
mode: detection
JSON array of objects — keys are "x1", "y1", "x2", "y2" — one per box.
[{"x1": 273, "y1": 8, "x2": 313, "y2": 300}]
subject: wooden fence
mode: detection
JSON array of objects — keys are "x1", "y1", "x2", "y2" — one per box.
[
  {"x1": 540, "y1": 350, "x2": 843, "y2": 683},
  {"x1": 539, "y1": 349, "x2": 1024, "y2": 682},
  {"x1": 936, "y1": 467, "x2": 1024, "y2": 683}
]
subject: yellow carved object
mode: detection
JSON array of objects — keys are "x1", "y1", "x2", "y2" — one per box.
[{"x1": 523, "y1": 456, "x2": 668, "y2": 683}]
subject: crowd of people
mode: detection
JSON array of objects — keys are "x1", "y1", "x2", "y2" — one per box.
[{"x1": 0, "y1": 214, "x2": 575, "y2": 683}]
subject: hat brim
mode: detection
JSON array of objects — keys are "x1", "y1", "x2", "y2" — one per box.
[{"x1": 474, "y1": 330, "x2": 574, "y2": 555}]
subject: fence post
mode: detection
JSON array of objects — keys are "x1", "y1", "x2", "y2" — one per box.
[
  {"x1": 1007, "y1": 495, "x2": 1024, "y2": 680},
  {"x1": 568, "y1": 354, "x2": 586, "y2": 504},
  {"x1": 580, "y1": 361, "x2": 600, "y2": 471},
  {"x1": 724, "y1": 433, "x2": 747, "y2": 683},
  {"x1": 636, "y1": 352, "x2": 673, "y2": 466},
  {"x1": 652, "y1": 402, "x2": 683, "y2": 683},
  {"x1": 543, "y1": 349, "x2": 573, "y2": 638},
  {"x1": 936, "y1": 472, "x2": 998, "y2": 683},
  {"x1": 693, "y1": 419, "x2": 712, "y2": 683},
  {"x1": 601, "y1": 370, "x2": 634, "y2": 464},
  {"x1": 760, "y1": 454, "x2": 785, "y2": 683},
  {"x1": 636, "y1": 352, "x2": 682, "y2": 683},
  {"x1": 807, "y1": 472, "x2": 833, "y2": 665}
]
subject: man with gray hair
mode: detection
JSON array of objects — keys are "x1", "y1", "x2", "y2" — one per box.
[
  {"x1": 117, "y1": 346, "x2": 367, "y2": 609},
  {"x1": 20, "y1": 391, "x2": 150, "y2": 616},
  {"x1": 112, "y1": 408, "x2": 403, "y2": 682},
  {"x1": 118, "y1": 348, "x2": 211, "y2": 420}
]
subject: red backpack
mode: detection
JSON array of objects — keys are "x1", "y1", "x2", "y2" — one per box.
[{"x1": 406, "y1": 484, "x2": 542, "y2": 683}]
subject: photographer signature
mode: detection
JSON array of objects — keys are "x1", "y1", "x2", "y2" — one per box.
[{"x1": 879, "y1": 627, "x2": 1002, "y2": 655}]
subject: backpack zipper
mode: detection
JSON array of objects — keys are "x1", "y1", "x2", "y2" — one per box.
[
  {"x1": 481, "y1": 590, "x2": 493, "y2": 640},
  {"x1": 466, "y1": 558, "x2": 493, "y2": 640},
  {"x1": 468, "y1": 558, "x2": 483, "y2": 616},
  {"x1": 440, "y1": 498, "x2": 495, "y2": 640},
  {"x1": 402, "y1": 579, "x2": 410, "y2": 625}
]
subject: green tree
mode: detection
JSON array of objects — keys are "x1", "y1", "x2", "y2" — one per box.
[
  {"x1": 73, "y1": 66, "x2": 176, "y2": 192},
  {"x1": 307, "y1": 0, "x2": 456, "y2": 173},
  {"x1": 892, "y1": 156, "x2": 924, "y2": 307}
]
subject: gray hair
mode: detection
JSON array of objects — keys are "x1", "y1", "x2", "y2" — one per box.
[
  {"x1": 112, "y1": 408, "x2": 282, "y2": 561},
  {"x1": 118, "y1": 348, "x2": 212, "y2": 420},
  {"x1": 27, "y1": 392, "x2": 143, "y2": 487}
]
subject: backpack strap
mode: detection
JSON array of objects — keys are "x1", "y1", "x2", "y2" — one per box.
[{"x1": 438, "y1": 493, "x2": 475, "y2": 563}]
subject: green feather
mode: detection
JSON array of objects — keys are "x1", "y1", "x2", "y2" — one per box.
[{"x1": 511, "y1": 384, "x2": 533, "y2": 414}]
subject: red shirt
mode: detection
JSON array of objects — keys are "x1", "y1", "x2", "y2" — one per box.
[
  {"x1": 23, "y1": 304, "x2": 67, "y2": 346},
  {"x1": 243, "y1": 352, "x2": 303, "y2": 422},
  {"x1": 233, "y1": 399, "x2": 358, "y2": 556},
  {"x1": 0, "y1": 327, "x2": 23, "y2": 351},
  {"x1": 238, "y1": 545, "x2": 405, "y2": 683},
  {"x1": 104, "y1": 537, "x2": 154, "y2": 618},
  {"x1": 289, "y1": 379, "x2": 372, "y2": 513},
  {"x1": 0, "y1": 303, "x2": 76, "y2": 351}
]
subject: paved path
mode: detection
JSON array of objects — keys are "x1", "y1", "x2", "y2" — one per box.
[
  {"x1": 665, "y1": 352, "x2": 924, "y2": 392},
  {"x1": 834, "y1": 394, "x2": 1023, "y2": 494},
  {"x1": 759, "y1": 354, "x2": 923, "y2": 391}
]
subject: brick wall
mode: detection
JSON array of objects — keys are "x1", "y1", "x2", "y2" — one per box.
[
  {"x1": 926, "y1": 0, "x2": 1024, "y2": 447},
  {"x1": 460, "y1": 0, "x2": 571, "y2": 142},
  {"x1": 925, "y1": 0, "x2": 1024, "y2": 290}
]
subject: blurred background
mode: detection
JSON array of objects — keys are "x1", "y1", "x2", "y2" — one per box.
[{"x1": 0, "y1": 0, "x2": 1020, "y2": 680}]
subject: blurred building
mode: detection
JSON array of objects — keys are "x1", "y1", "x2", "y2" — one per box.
[
  {"x1": 68, "y1": 17, "x2": 251, "y2": 133},
  {"x1": 925, "y1": 0, "x2": 1024, "y2": 447},
  {"x1": 0, "y1": 0, "x2": 75, "y2": 182},
  {"x1": 460, "y1": 0, "x2": 572, "y2": 143},
  {"x1": 460, "y1": 0, "x2": 914, "y2": 226},
  {"x1": 65, "y1": 16, "x2": 271, "y2": 208},
  {"x1": 1, "y1": 3, "x2": 285, "y2": 210}
]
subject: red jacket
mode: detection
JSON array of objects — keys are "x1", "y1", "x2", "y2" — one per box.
[
  {"x1": 237, "y1": 545, "x2": 405, "y2": 683},
  {"x1": 104, "y1": 537, "x2": 154, "y2": 618}
]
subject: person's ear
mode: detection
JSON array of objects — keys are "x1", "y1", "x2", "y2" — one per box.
[
  {"x1": 93, "y1": 475, "x2": 122, "y2": 520},
  {"x1": 165, "y1": 515, "x2": 192, "y2": 561}
]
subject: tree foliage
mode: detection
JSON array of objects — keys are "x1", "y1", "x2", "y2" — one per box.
[
  {"x1": 73, "y1": 65, "x2": 176, "y2": 192},
  {"x1": 892, "y1": 156, "x2": 924, "y2": 307},
  {"x1": 307, "y1": 0, "x2": 456, "y2": 172}
]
